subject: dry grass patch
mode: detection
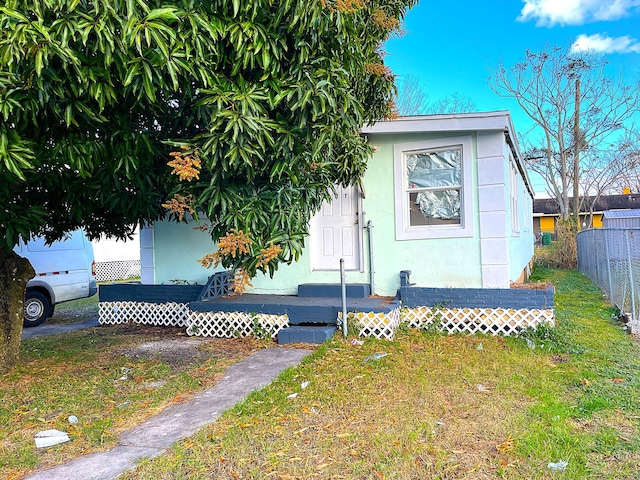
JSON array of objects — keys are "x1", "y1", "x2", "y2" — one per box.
[
  {"x1": 6, "y1": 268, "x2": 640, "y2": 479},
  {"x1": 119, "y1": 269, "x2": 640, "y2": 480},
  {"x1": 0, "y1": 325, "x2": 265, "y2": 479},
  {"x1": 121, "y1": 332, "x2": 553, "y2": 479}
]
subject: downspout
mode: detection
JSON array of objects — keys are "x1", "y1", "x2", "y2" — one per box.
[
  {"x1": 340, "y1": 258, "x2": 347, "y2": 337},
  {"x1": 366, "y1": 220, "x2": 375, "y2": 296}
]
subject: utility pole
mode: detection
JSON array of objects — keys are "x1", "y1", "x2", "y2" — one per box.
[{"x1": 572, "y1": 77, "x2": 581, "y2": 228}]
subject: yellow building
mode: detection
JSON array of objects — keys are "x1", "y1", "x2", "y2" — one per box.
[{"x1": 533, "y1": 194, "x2": 640, "y2": 242}]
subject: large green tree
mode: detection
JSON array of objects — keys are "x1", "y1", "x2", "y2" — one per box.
[{"x1": 0, "y1": 0, "x2": 416, "y2": 372}]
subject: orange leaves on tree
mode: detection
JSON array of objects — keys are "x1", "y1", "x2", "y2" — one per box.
[
  {"x1": 385, "y1": 99, "x2": 400, "y2": 120},
  {"x1": 197, "y1": 230, "x2": 281, "y2": 294},
  {"x1": 198, "y1": 252, "x2": 219, "y2": 269},
  {"x1": 162, "y1": 146, "x2": 200, "y2": 221},
  {"x1": 257, "y1": 244, "x2": 282, "y2": 268},
  {"x1": 217, "y1": 229, "x2": 252, "y2": 259},
  {"x1": 197, "y1": 229, "x2": 252, "y2": 270},
  {"x1": 371, "y1": 9, "x2": 400, "y2": 31},
  {"x1": 231, "y1": 268, "x2": 253, "y2": 294},
  {"x1": 167, "y1": 146, "x2": 201, "y2": 182},
  {"x1": 320, "y1": 0, "x2": 366, "y2": 13},
  {"x1": 162, "y1": 194, "x2": 194, "y2": 221},
  {"x1": 365, "y1": 63, "x2": 392, "y2": 77},
  {"x1": 198, "y1": 231, "x2": 282, "y2": 287}
]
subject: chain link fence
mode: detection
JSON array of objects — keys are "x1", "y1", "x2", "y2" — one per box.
[
  {"x1": 577, "y1": 228, "x2": 640, "y2": 335},
  {"x1": 95, "y1": 260, "x2": 141, "y2": 282}
]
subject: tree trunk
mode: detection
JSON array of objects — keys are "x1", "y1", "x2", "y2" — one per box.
[{"x1": 0, "y1": 250, "x2": 35, "y2": 374}]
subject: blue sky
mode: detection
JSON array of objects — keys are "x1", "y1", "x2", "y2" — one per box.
[{"x1": 384, "y1": 0, "x2": 640, "y2": 195}]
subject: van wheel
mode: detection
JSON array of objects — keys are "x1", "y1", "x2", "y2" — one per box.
[{"x1": 24, "y1": 291, "x2": 52, "y2": 328}]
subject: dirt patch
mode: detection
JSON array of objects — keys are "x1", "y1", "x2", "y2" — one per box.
[
  {"x1": 550, "y1": 353, "x2": 571, "y2": 364},
  {"x1": 47, "y1": 299, "x2": 98, "y2": 325},
  {"x1": 114, "y1": 328, "x2": 270, "y2": 369},
  {"x1": 121, "y1": 338, "x2": 207, "y2": 368}
]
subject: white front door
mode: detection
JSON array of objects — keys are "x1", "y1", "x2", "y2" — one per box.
[{"x1": 309, "y1": 184, "x2": 362, "y2": 271}]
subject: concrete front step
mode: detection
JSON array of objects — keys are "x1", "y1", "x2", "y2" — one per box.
[
  {"x1": 297, "y1": 283, "x2": 370, "y2": 298},
  {"x1": 286, "y1": 304, "x2": 338, "y2": 325},
  {"x1": 277, "y1": 325, "x2": 337, "y2": 345}
]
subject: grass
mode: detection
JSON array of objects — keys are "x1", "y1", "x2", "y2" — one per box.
[
  {"x1": 47, "y1": 279, "x2": 135, "y2": 326},
  {"x1": 3, "y1": 268, "x2": 640, "y2": 479},
  {"x1": 118, "y1": 268, "x2": 640, "y2": 480},
  {"x1": 47, "y1": 294, "x2": 99, "y2": 325},
  {"x1": 0, "y1": 327, "x2": 265, "y2": 479}
]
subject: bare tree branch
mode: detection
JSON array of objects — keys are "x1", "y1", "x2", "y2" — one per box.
[
  {"x1": 488, "y1": 46, "x2": 640, "y2": 220},
  {"x1": 396, "y1": 74, "x2": 477, "y2": 115}
]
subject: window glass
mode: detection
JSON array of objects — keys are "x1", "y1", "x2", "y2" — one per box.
[
  {"x1": 393, "y1": 136, "x2": 473, "y2": 240},
  {"x1": 405, "y1": 148, "x2": 462, "y2": 225}
]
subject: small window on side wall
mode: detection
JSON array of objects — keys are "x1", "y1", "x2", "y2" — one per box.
[{"x1": 394, "y1": 136, "x2": 474, "y2": 240}]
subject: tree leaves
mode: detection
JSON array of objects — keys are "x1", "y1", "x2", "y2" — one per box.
[{"x1": 0, "y1": 0, "x2": 418, "y2": 271}]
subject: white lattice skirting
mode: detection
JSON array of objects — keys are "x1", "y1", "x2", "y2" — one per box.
[
  {"x1": 99, "y1": 302, "x2": 554, "y2": 339},
  {"x1": 186, "y1": 311, "x2": 289, "y2": 339},
  {"x1": 340, "y1": 308, "x2": 401, "y2": 341},
  {"x1": 99, "y1": 301, "x2": 189, "y2": 327},
  {"x1": 99, "y1": 301, "x2": 289, "y2": 338},
  {"x1": 402, "y1": 306, "x2": 555, "y2": 335}
]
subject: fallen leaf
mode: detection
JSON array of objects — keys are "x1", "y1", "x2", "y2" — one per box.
[
  {"x1": 496, "y1": 435, "x2": 515, "y2": 453},
  {"x1": 182, "y1": 439, "x2": 195, "y2": 449}
]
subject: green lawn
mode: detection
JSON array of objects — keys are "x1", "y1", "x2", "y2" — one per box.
[
  {"x1": 3, "y1": 268, "x2": 639, "y2": 479},
  {"x1": 121, "y1": 268, "x2": 640, "y2": 479}
]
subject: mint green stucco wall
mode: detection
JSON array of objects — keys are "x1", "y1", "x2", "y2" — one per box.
[
  {"x1": 507, "y1": 169, "x2": 535, "y2": 281},
  {"x1": 359, "y1": 132, "x2": 483, "y2": 293},
  {"x1": 151, "y1": 127, "x2": 534, "y2": 295},
  {"x1": 153, "y1": 131, "x2": 485, "y2": 295},
  {"x1": 153, "y1": 218, "x2": 223, "y2": 285}
]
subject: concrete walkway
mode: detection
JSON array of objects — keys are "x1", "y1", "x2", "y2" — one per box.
[
  {"x1": 22, "y1": 318, "x2": 100, "y2": 339},
  {"x1": 24, "y1": 347, "x2": 312, "y2": 480}
]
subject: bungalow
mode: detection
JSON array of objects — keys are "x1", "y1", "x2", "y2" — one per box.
[
  {"x1": 144, "y1": 111, "x2": 535, "y2": 293},
  {"x1": 101, "y1": 112, "x2": 553, "y2": 342}
]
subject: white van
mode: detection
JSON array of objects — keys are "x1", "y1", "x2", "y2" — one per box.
[{"x1": 13, "y1": 230, "x2": 98, "y2": 327}]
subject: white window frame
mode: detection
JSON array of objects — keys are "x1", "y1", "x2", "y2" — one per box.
[{"x1": 394, "y1": 136, "x2": 474, "y2": 240}]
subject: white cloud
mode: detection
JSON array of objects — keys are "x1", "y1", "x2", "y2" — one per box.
[
  {"x1": 519, "y1": 0, "x2": 640, "y2": 26},
  {"x1": 570, "y1": 33, "x2": 640, "y2": 53}
]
